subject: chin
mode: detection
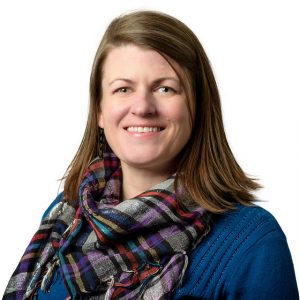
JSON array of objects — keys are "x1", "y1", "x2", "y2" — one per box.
[
  {"x1": 121, "y1": 154, "x2": 162, "y2": 167},
  {"x1": 124, "y1": 158, "x2": 160, "y2": 167}
]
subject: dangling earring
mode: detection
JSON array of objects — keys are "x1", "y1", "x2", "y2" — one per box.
[{"x1": 98, "y1": 127, "x2": 104, "y2": 159}]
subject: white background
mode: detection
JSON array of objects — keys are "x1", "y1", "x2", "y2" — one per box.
[{"x1": 0, "y1": 0, "x2": 299, "y2": 295}]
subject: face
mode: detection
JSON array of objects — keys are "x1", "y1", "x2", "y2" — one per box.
[{"x1": 99, "y1": 44, "x2": 192, "y2": 174}]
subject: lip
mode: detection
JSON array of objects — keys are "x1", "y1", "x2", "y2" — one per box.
[
  {"x1": 123, "y1": 125, "x2": 165, "y2": 137},
  {"x1": 123, "y1": 124, "x2": 165, "y2": 128},
  {"x1": 123, "y1": 125, "x2": 165, "y2": 131}
]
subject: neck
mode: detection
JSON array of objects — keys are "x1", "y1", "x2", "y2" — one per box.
[{"x1": 121, "y1": 163, "x2": 172, "y2": 200}]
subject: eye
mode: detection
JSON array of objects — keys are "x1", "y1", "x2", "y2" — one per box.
[
  {"x1": 114, "y1": 87, "x2": 130, "y2": 94},
  {"x1": 157, "y1": 86, "x2": 176, "y2": 93}
]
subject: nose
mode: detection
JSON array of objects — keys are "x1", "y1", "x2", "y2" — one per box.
[{"x1": 130, "y1": 91, "x2": 157, "y2": 117}]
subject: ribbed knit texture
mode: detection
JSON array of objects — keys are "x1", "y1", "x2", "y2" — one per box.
[
  {"x1": 173, "y1": 204, "x2": 299, "y2": 299},
  {"x1": 34, "y1": 197, "x2": 299, "y2": 299}
]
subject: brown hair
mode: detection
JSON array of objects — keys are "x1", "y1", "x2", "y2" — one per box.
[{"x1": 63, "y1": 10, "x2": 261, "y2": 212}]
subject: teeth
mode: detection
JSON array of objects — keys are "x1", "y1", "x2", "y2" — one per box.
[{"x1": 127, "y1": 126, "x2": 161, "y2": 132}]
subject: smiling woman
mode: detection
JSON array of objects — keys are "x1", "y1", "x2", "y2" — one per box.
[
  {"x1": 99, "y1": 45, "x2": 192, "y2": 194},
  {"x1": 3, "y1": 9, "x2": 299, "y2": 300}
]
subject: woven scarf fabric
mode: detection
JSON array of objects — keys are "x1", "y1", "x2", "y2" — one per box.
[{"x1": 4, "y1": 152, "x2": 209, "y2": 300}]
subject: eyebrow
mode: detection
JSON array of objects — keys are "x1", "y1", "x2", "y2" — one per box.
[
  {"x1": 108, "y1": 78, "x2": 133, "y2": 86},
  {"x1": 108, "y1": 77, "x2": 180, "y2": 86}
]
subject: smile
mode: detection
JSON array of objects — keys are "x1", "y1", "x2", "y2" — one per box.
[{"x1": 126, "y1": 126, "x2": 163, "y2": 133}]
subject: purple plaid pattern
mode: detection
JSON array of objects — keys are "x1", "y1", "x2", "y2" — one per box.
[{"x1": 4, "y1": 152, "x2": 209, "y2": 299}]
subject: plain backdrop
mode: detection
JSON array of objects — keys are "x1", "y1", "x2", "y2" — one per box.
[{"x1": 0, "y1": 0, "x2": 299, "y2": 295}]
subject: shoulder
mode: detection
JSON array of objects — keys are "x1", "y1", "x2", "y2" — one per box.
[
  {"x1": 207, "y1": 204, "x2": 284, "y2": 248},
  {"x1": 173, "y1": 204, "x2": 299, "y2": 299},
  {"x1": 192, "y1": 204, "x2": 286, "y2": 261},
  {"x1": 209, "y1": 203, "x2": 282, "y2": 235},
  {"x1": 188, "y1": 204, "x2": 286, "y2": 271}
]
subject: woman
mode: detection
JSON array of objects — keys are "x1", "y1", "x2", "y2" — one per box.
[{"x1": 4, "y1": 10, "x2": 298, "y2": 300}]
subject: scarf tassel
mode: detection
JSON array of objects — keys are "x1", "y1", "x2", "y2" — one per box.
[{"x1": 40, "y1": 258, "x2": 60, "y2": 293}]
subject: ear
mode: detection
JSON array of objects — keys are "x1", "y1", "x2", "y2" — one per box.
[{"x1": 98, "y1": 112, "x2": 104, "y2": 128}]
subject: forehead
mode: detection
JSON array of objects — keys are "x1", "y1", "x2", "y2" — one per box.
[{"x1": 101, "y1": 45, "x2": 181, "y2": 81}]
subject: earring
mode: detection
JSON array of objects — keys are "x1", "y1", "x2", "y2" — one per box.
[{"x1": 98, "y1": 127, "x2": 104, "y2": 159}]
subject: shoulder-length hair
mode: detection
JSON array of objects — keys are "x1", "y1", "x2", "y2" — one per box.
[{"x1": 63, "y1": 10, "x2": 261, "y2": 213}]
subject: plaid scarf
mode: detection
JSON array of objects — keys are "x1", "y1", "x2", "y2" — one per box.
[{"x1": 4, "y1": 153, "x2": 209, "y2": 300}]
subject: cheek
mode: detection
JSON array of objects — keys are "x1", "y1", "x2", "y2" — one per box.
[
  {"x1": 99, "y1": 101, "x2": 127, "y2": 129},
  {"x1": 170, "y1": 103, "x2": 192, "y2": 130}
]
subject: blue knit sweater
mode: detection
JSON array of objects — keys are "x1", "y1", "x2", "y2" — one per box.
[{"x1": 36, "y1": 196, "x2": 299, "y2": 299}]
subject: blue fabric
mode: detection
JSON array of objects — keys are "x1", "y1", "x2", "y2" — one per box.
[
  {"x1": 35, "y1": 268, "x2": 68, "y2": 300},
  {"x1": 36, "y1": 195, "x2": 299, "y2": 299}
]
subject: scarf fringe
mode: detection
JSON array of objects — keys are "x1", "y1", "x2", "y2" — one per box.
[{"x1": 41, "y1": 258, "x2": 59, "y2": 292}]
